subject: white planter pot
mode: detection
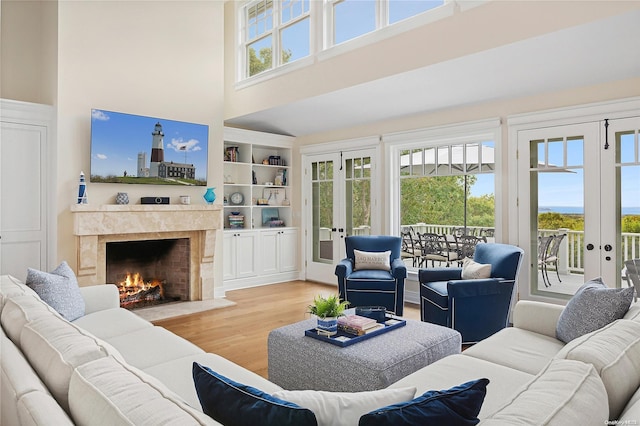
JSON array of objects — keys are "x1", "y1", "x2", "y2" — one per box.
[{"x1": 316, "y1": 316, "x2": 338, "y2": 336}]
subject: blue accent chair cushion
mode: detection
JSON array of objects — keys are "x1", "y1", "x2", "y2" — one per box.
[
  {"x1": 193, "y1": 362, "x2": 317, "y2": 426},
  {"x1": 358, "y1": 378, "x2": 489, "y2": 426},
  {"x1": 419, "y1": 243, "x2": 524, "y2": 344},
  {"x1": 335, "y1": 235, "x2": 407, "y2": 316}
]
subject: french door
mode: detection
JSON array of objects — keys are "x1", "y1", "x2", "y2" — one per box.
[
  {"x1": 517, "y1": 116, "x2": 640, "y2": 298},
  {"x1": 303, "y1": 149, "x2": 378, "y2": 284}
]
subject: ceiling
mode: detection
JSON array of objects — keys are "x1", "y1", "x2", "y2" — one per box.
[{"x1": 225, "y1": 9, "x2": 640, "y2": 137}]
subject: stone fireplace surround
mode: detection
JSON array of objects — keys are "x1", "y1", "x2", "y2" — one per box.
[{"x1": 71, "y1": 204, "x2": 222, "y2": 301}]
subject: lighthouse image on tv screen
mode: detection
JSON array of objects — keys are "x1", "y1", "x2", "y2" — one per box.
[{"x1": 90, "y1": 109, "x2": 208, "y2": 186}]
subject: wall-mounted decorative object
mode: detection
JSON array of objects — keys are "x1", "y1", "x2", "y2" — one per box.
[
  {"x1": 115, "y1": 192, "x2": 129, "y2": 205},
  {"x1": 203, "y1": 187, "x2": 216, "y2": 204},
  {"x1": 77, "y1": 171, "x2": 88, "y2": 204}
]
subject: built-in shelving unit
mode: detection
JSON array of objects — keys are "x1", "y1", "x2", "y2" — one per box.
[
  {"x1": 222, "y1": 127, "x2": 299, "y2": 290},
  {"x1": 223, "y1": 127, "x2": 294, "y2": 230}
]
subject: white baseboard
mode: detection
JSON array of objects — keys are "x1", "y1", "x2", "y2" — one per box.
[{"x1": 223, "y1": 271, "x2": 302, "y2": 293}]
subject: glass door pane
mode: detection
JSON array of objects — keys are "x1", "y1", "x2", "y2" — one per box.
[
  {"x1": 304, "y1": 149, "x2": 378, "y2": 284},
  {"x1": 311, "y1": 160, "x2": 334, "y2": 264},
  {"x1": 345, "y1": 156, "x2": 372, "y2": 237},
  {"x1": 530, "y1": 135, "x2": 585, "y2": 295}
]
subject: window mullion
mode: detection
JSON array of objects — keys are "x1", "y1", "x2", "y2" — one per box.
[
  {"x1": 273, "y1": 0, "x2": 281, "y2": 68},
  {"x1": 379, "y1": 0, "x2": 388, "y2": 29}
]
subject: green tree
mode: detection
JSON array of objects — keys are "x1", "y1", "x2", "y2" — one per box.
[
  {"x1": 400, "y1": 176, "x2": 467, "y2": 225},
  {"x1": 537, "y1": 212, "x2": 584, "y2": 231},
  {"x1": 467, "y1": 194, "x2": 495, "y2": 227},
  {"x1": 248, "y1": 47, "x2": 292, "y2": 77},
  {"x1": 622, "y1": 215, "x2": 640, "y2": 233}
]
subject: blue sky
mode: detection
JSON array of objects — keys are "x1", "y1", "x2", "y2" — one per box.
[{"x1": 91, "y1": 109, "x2": 208, "y2": 181}]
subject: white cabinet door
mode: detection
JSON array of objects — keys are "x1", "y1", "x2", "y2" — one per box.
[
  {"x1": 260, "y1": 230, "x2": 280, "y2": 275},
  {"x1": 278, "y1": 229, "x2": 298, "y2": 273},
  {"x1": 1, "y1": 102, "x2": 53, "y2": 280},
  {"x1": 222, "y1": 232, "x2": 236, "y2": 280},
  {"x1": 235, "y1": 231, "x2": 258, "y2": 278},
  {"x1": 223, "y1": 231, "x2": 258, "y2": 280},
  {"x1": 259, "y1": 228, "x2": 298, "y2": 274}
]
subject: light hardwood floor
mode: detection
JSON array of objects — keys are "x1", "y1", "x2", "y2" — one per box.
[{"x1": 153, "y1": 280, "x2": 421, "y2": 379}]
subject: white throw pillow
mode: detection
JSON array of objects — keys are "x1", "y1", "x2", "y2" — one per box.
[
  {"x1": 461, "y1": 258, "x2": 492, "y2": 279},
  {"x1": 272, "y1": 387, "x2": 416, "y2": 426},
  {"x1": 354, "y1": 250, "x2": 391, "y2": 271}
]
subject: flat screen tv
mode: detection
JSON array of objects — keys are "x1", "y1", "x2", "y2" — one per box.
[{"x1": 90, "y1": 109, "x2": 208, "y2": 186}]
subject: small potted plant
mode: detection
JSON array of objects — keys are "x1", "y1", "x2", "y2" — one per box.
[{"x1": 307, "y1": 294, "x2": 350, "y2": 336}]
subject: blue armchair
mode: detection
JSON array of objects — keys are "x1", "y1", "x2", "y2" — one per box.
[
  {"x1": 419, "y1": 243, "x2": 524, "y2": 344},
  {"x1": 335, "y1": 235, "x2": 407, "y2": 316}
]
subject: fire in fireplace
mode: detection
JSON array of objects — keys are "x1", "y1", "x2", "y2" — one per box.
[
  {"x1": 106, "y1": 238, "x2": 190, "y2": 310},
  {"x1": 118, "y1": 272, "x2": 166, "y2": 309}
]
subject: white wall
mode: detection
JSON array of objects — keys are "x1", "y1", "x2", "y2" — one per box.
[{"x1": 55, "y1": 1, "x2": 225, "y2": 290}]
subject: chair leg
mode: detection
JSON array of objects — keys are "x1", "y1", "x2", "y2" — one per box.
[
  {"x1": 555, "y1": 263, "x2": 562, "y2": 283},
  {"x1": 544, "y1": 264, "x2": 551, "y2": 287}
]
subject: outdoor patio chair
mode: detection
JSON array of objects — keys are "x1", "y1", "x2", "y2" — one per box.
[
  {"x1": 625, "y1": 259, "x2": 640, "y2": 302},
  {"x1": 335, "y1": 235, "x2": 407, "y2": 315},
  {"x1": 456, "y1": 235, "x2": 486, "y2": 264},
  {"x1": 400, "y1": 230, "x2": 421, "y2": 267},
  {"x1": 419, "y1": 243, "x2": 524, "y2": 344},
  {"x1": 419, "y1": 233, "x2": 459, "y2": 267},
  {"x1": 540, "y1": 234, "x2": 566, "y2": 287},
  {"x1": 537, "y1": 235, "x2": 553, "y2": 287}
]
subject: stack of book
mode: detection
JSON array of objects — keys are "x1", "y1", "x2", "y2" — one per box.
[{"x1": 337, "y1": 314, "x2": 385, "y2": 336}]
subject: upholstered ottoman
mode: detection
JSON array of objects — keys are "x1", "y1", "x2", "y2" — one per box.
[{"x1": 268, "y1": 317, "x2": 461, "y2": 392}]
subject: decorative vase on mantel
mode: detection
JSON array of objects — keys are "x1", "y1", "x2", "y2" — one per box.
[
  {"x1": 203, "y1": 187, "x2": 216, "y2": 204},
  {"x1": 115, "y1": 192, "x2": 129, "y2": 205}
]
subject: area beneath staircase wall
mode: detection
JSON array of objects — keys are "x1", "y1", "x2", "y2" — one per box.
[{"x1": 70, "y1": 204, "x2": 222, "y2": 301}]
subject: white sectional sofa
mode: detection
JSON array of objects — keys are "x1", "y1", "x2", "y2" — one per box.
[{"x1": 2, "y1": 273, "x2": 640, "y2": 425}]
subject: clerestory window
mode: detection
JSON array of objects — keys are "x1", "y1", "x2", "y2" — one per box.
[
  {"x1": 243, "y1": 0, "x2": 311, "y2": 78},
  {"x1": 239, "y1": 0, "x2": 452, "y2": 82},
  {"x1": 325, "y1": 0, "x2": 446, "y2": 47}
]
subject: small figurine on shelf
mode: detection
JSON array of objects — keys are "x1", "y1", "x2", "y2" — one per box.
[{"x1": 77, "y1": 171, "x2": 88, "y2": 204}]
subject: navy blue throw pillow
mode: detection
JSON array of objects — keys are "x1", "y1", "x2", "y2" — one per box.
[
  {"x1": 358, "y1": 378, "x2": 489, "y2": 426},
  {"x1": 192, "y1": 362, "x2": 317, "y2": 426}
]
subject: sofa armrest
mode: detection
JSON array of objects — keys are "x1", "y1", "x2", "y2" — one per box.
[
  {"x1": 79, "y1": 284, "x2": 120, "y2": 314},
  {"x1": 512, "y1": 300, "x2": 564, "y2": 338}
]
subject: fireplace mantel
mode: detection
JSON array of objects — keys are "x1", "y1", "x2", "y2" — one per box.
[{"x1": 71, "y1": 204, "x2": 222, "y2": 300}]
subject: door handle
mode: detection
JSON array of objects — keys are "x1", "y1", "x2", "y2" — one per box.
[
  {"x1": 331, "y1": 228, "x2": 337, "y2": 232},
  {"x1": 586, "y1": 243, "x2": 594, "y2": 251},
  {"x1": 338, "y1": 228, "x2": 344, "y2": 233},
  {"x1": 604, "y1": 244, "x2": 613, "y2": 252}
]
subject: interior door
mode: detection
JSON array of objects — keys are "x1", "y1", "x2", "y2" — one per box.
[
  {"x1": 517, "y1": 118, "x2": 639, "y2": 298},
  {"x1": 0, "y1": 120, "x2": 49, "y2": 280},
  {"x1": 304, "y1": 149, "x2": 377, "y2": 284}
]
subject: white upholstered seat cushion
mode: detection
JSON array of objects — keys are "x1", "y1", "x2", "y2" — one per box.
[
  {"x1": 480, "y1": 359, "x2": 608, "y2": 425},
  {"x1": 555, "y1": 319, "x2": 640, "y2": 420},
  {"x1": 69, "y1": 356, "x2": 218, "y2": 425}
]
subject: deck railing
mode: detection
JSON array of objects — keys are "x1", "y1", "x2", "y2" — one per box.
[{"x1": 401, "y1": 223, "x2": 640, "y2": 273}]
